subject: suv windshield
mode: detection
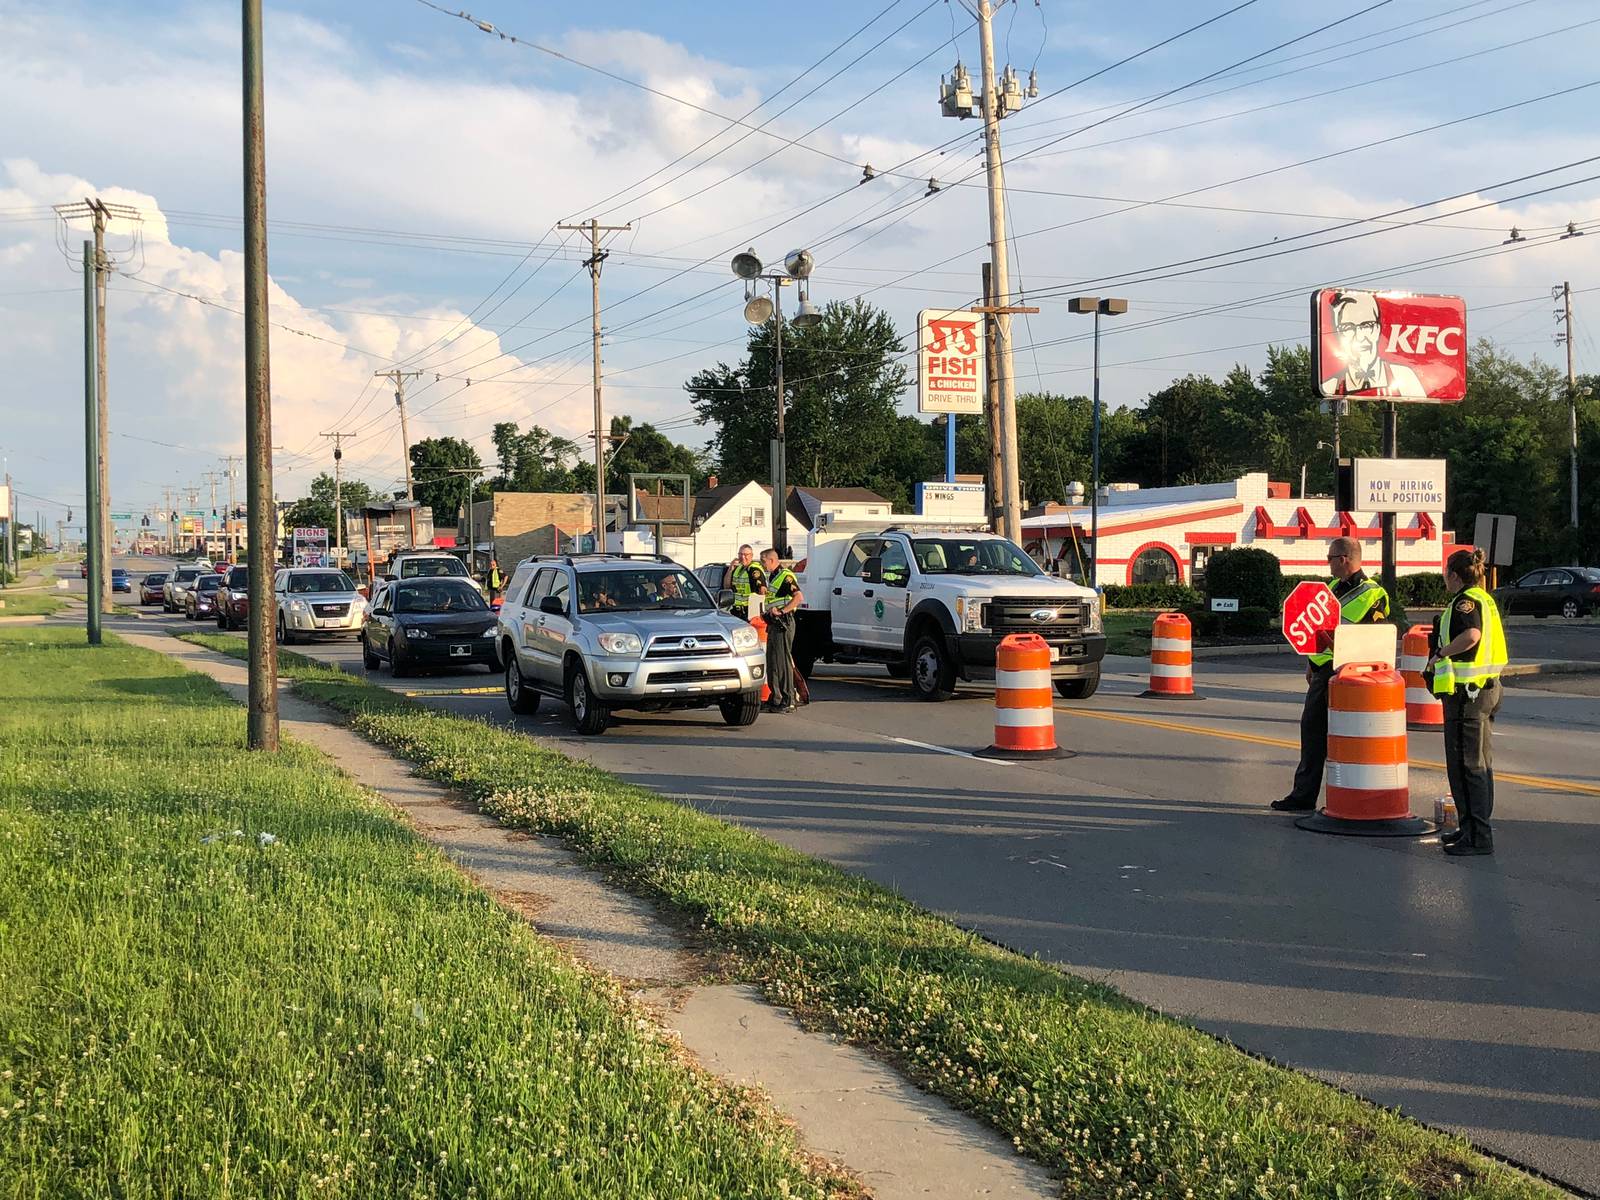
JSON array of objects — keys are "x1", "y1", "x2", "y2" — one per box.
[
  {"x1": 287, "y1": 572, "x2": 356, "y2": 594},
  {"x1": 398, "y1": 557, "x2": 468, "y2": 579},
  {"x1": 174, "y1": 568, "x2": 201, "y2": 582},
  {"x1": 226, "y1": 568, "x2": 248, "y2": 588},
  {"x1": 195, "y1": 576, "x2": 222, "y2": 592},
  {"x1": 395, "y1": 580, "x2": 487, "y2": 614},
  {"x1": 912, "y1": 537, "x2": 1042, "y2": 577},
  {"x1": 577, "y1": 568, "x2": 711, "y2": 613}
]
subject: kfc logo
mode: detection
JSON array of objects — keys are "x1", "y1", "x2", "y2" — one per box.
[{"x1": 1312, "y1": 288, "x2": 1467, "y2": 403}]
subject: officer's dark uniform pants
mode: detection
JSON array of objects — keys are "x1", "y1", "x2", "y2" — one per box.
[
  {"x1": 766, "y1": 615, "x2": 796, "y2": 708},
  {"x1": 1288, "y1": 663, "x2": 1335, "y2": 805},
  {"x1": 1443, "y1": 678, "x2": 1500, "y2": 846}
]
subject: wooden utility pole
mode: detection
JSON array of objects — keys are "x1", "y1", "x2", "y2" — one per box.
[
  {"x1": 558, "y1": 217, "x2": 630, "y2": 545},
  {"x1": 373, "y1": 370, "x2": 423, "y2": 500},
  {"x1": 243, "y1": 0, "x2": 278, "y2": 750},
  {"x1": 220, "y1": 454, "x2": 243, "y2": 560},
  {"x1": 320, "y1": 432, "x2": 357, "y2": 553},
  {"x1": 1561, "y1": 281, "x2": 1578, "y2": 526},
  {"x1": 81, "y1": 241, "x2": 102, "y2": 644},
  {"x1": 982, "y1": 261, "x2": 1002, "y2": 532}
]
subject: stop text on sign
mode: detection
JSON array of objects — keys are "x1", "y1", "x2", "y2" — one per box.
[{"x1": 918, "y1": 307, "x2": 985, "y2": 415}]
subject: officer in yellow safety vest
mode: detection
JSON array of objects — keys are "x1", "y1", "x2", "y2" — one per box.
[
  {"x1": 1426, "y1": 547, "x2": 1508, "y2": 856},
  {"x1": 1273, "y1": 536, "x2": 1392, "y2": 812},
  {"x1": 723, "y1": 544, "x2": 764, "y2": 615},
  {"x1": 760, "y1": 549, "x2": 803, "y2": 713}
]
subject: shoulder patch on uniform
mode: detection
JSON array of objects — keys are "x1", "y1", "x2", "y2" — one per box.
[{"x1": 1455, "y1": 599, "x2": 1475, "y2": 614}]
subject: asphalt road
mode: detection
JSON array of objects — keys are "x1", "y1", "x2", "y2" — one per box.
[{"x1": 102, "y1": 579, "x2": 1600, "y2": 1193}]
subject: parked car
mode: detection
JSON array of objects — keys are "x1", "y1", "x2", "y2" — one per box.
[
  {"x1": 496, "y1": 554, "x2": 765, "y2": 736},
  {"x1": 79, "y1": 559, "x2": 88, "y2": 578},
  {"x1": 138, "y1": 572, "x2": 168, "y2": 605},
  {"x1": 185, "y1": 574, "x2": 224, "y2": 620},
  {"x1": 383, "y1": 550, "x2": 485, "y2": 596},
  {"x1": 1493, "y1": 567, "x2": 1600, "y2": 620},
  {"x1": 163, "y1": 565, "x2": 205, "y2": 613},
  {"x1": 272, "y1": 568, "x2": 367, "y2": 643},
  {"x1": 361, "y1": 577, "x2": 498, "y2": 676},
  {"x1": 215, "y1": 565, "x2": 250, "y2": 630},
  {"x1": 110, "y1": 568, "x2": 133, "y2": 594}
]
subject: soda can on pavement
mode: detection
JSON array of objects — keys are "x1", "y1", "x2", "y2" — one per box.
[{"x1": 1433, "y1": 795, "x2": 1458, "y2": 833}]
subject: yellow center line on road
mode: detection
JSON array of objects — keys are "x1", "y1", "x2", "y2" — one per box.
[
  {"x1": 402, "y1": 686, "x2": 502, "y2": 697},
  {"x1": 1054, "y1": 706, "x2": 1600, "y2": 797}
]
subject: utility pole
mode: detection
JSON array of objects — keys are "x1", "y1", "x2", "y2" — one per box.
[
  {"x1": 243, "y1": 0, "x2": 278, "y2": 751},
  {"x1": 558, "y1": 217, "x2": 630, "y2": 545},
  {"x1": 220, "y1": 454, "x2": 243, "y2": 560},
  {"x1": 319, "y1": 432, "x2": 357, "y2": 555},
  {"x1": 1558, "y1": 281, "x2": 1579, "y2": 527},
  {"x1": 81, "y1": 240, "x2": 102, "y2": 644},
  {"x1": 982, "y1": 262, "x2": 1002, "y2": 532},
  {"x1": 89, "y1": 200, "x2": 113, "y2": 612},
  {"x1": 373, "y1": 369, "x2": 423, "y2": 500}
]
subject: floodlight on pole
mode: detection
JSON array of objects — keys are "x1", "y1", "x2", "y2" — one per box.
[
  {"x1": 743, "y1": 294, "x2": 774, "y2": 324},
  {"x1": 1067, "y1": 296, "x2": 1129, "y2": 588},
  {"x1": 731, "y1": 249, "x2": 763, "y2": 280},
  {"x1": 783, "y1": 248, "x2": 814, "y2": 279}
]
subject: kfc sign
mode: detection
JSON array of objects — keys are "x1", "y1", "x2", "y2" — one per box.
[
  {"x1": 918, "y1": 308, "x2": 985, "y2": 414},
  {"x1": 1311, "y1": 288, "x2": 1467, "y2": 402}
]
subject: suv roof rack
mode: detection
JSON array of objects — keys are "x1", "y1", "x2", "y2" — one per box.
[{"x1": 523, "y1": 552, "x2": 673, "y2": 566}]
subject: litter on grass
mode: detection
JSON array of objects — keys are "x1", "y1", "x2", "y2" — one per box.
[{"x1": 198, "y1": 829, "x2": 280, "y2": 847}]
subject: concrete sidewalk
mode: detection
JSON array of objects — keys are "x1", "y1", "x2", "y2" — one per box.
[{"x1": 117, "y1": 622, "x2": 1056, "y2": 1200}]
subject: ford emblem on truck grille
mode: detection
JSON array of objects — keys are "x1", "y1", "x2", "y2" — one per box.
[{"x1": 1029, "y1": 608, "x2": 1058, "y2": 622}]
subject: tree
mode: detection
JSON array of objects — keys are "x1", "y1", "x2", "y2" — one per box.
[
  {"x1": 570, "y1": 415, "x2": 708, "y2": 494},
  {"x1": 409, "y1": 437, "x2": 482, "y2": 525},
  {"x1": 686, "y1": 299, "x2": 911, "y2": 488},
  {"x1": 281, "y1": 472, "x2": 375, "y2": 536},
  {"x1": 489, "y1": 421, "x2": 580, "y2": 493}
]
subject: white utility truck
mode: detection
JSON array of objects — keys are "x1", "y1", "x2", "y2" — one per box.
[{"x1": 793, "y1": 516, "x2": 1105, "y2": 701}]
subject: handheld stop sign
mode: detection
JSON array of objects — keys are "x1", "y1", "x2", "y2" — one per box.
[{"x1": 1282, "y1": 581, "x2": 1340, "y2": 656}]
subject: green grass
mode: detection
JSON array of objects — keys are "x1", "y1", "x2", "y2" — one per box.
[
  {"x1": 0, "y1": 628, "x2": 855, "y2": 1199},
  {"x1": 0, "y1": 593, "x2": 66, "y2": 617},
  {"x1": 1103, "y1": 610, "x2": 1155, "y2": 656},
  {"x1": 176, "y1": 629, "x2": 1561, "y2": 1198}
]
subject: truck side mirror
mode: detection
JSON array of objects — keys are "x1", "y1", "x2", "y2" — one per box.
[{"x1": 860, "y1": 557, "x2": 882, "y2": 585}]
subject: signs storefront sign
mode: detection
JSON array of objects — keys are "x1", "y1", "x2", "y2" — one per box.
[
  {"x1": 292, "y1": 526, "x2": 330, "y2": 568},
  {"x1": 917, "y1": 308, "x2": 985, "y2": 414},
  {"x1": 1311, "y1": 289, "x2": 1466, "y2": 402}
]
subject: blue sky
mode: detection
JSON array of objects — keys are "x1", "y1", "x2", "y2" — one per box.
[{"x1": 2, "y1": 0, "x2": 1597, "y2": 525}]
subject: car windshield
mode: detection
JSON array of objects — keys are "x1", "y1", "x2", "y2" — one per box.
[
  {"x1": 394, "y1": 581, "x2": 487, "y2": 614},
  {"x1": 196, "y1": 576, "x2": 222, "y2": 592},
  {"x1": 227, "y1": 569, "x2": 248, "y2": 588},
  {"x1": 577, "y1": 568, "x2": 711, "y2": 613},
  {"x1": 398, "y1": 557, "x2": 467, "y2": 579},
  {"x1": 111, "y1": 569, "x2": 129, "y2": 578},
  {"x1": 175, "y1": 568, "x2": 200, "y2": 582},
  {"x1": 287, "y1": 571, "x2": 356, "y2": 594},
  {"x1": 912, "y1": 537, "x2": 1043, "y2": 577},
  {"x1": 146, "y1": 574, "x2": 167, "y2": 584}
]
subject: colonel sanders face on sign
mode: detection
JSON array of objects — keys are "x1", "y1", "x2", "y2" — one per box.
[{"x1": 1321, "y1": 290, "x2": 1425, "y2": 398}]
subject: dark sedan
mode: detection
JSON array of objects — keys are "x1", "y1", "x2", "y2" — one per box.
[
  {"x1": 216, "y1": 565, "x2": 250, "y2": 630},
  {"x1": 1494, "y1": 567, "x2": 1600, "y2": 620},
  {"x1": 110, "y1": 568, "x2": 133, "y2": 594},
  {"x1": 138, "y1": 573, "x2": 168, "y2": 605},
  {"x1": 185, "y1": 574, "x2": 224, "y2": 620},
  {"x1": 361, "y1": 577, "x2": 498, "y2": 676}
]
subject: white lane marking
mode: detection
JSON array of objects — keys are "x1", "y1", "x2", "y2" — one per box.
[{"x1": 886, "y1": 735, "x2": 1015, "y2": 767}]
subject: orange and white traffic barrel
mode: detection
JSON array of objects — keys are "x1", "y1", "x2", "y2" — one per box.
[
  {"x1": 1296, "y1": 663, "x2": 1432, "y2": 837},
  {"x1": 1399, "y1": 624, "x2": 1443, "y2": 729},
  {"x1": 1140, "y1": 612, "x2": 1199, "y2": 698},
  {"x1": 750, "y1": 613, "x2": 770, "y2": 704},
  {"x1": 977, "y1": 633, "x2": 1073, "y2": 760}
]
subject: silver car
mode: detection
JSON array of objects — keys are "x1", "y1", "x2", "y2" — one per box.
[
  {"x1": 498, "y1": 554, "x2": 765, "y2": 735},
  {"x1": 272, "y1": 567, "x2": 368, "y2": 644},
  {"x1": 163, "y1": 565, "x2": 205, "y2": 613}
]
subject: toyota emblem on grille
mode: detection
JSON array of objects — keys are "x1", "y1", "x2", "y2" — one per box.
[
  {"x1": 681, "y1": 637, "x2": 698, "y2": 650},
  {"x1": 1029, "y1": 608, "x2": 1058, "y2": 622}
]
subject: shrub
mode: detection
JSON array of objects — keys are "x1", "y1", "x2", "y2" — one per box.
[
  {"x1": 1277, "y1": 573, "x2": 1325, "y2": 602},
  {"x1": 1204, "y1": 548, "x2": 1283, "y2": 612},
  {"x1": 1102, "y1": 582, "x2": 1202, "y2": 610},
  {"x1": 1398, "y1": 572, "x2": 1448, "y2": 607},
  {"x1": 1182, "y1": 603, "x2": 1275, "y2": 639}
]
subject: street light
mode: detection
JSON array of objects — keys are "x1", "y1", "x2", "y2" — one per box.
[
  {"x1": 1067, "y1": 296, "x2": 1128, "y2": 587},
  {"x1": 731, "y1": 247, "x2": 820, "y2": 557}
]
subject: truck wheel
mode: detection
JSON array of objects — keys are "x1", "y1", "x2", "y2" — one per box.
[
  {"x1": 1055, "y1": 674, "x2": 1100, "y2": 700},
  {"x1": 720, "y1": 693, "x2": 760, "y2": 726},
  {"x1": 886, "y1": 661, "x2": 910, "y2": 678},
  {"x1": 910, "y1": 634, "x2": 957, "y2": 701},
  {"x1": 567, "y1": 661, "x2": 609, "y2": 735},
  {"x1": 505, "y1": 657, "x2": 540, "y2": 714}
]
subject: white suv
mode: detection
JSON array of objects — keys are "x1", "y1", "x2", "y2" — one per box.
[{"x1": 272, "y1": 567, "x2": 368, "y2": 643}]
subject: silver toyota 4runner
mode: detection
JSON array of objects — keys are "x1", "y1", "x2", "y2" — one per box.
[{"x1": 497, "y1": 554, "x2": 767, "y2": 735}]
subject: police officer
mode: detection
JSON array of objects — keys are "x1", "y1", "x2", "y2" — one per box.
[
  {"x1": 724, "y1": 544, "x2": 764, "y2": 616},
  {"x1": 760, "y1": 548, "x2": 803, "y2": 713},
  {"x1": 1273, "y1": 536, "x2": 1392, "y2": 812},
  {"x1": 1427, "y1": 548, "x2": 1508, "y2": 856}
]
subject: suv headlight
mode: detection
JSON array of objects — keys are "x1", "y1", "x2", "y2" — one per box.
[
  {"x1": 731, "y1": 626, "x2": 760, "y2": 653},
  {"x1": 955, "y1": 596, "x2": 984, "y2": 633},
  {"x1": 596, "y1": 631, "x2": 643, "y2": 656},
  {"x1": 1085, "y1": 596, "x2": 1103, "y2": 633},
  {"x1": 405, "y1": 626, "x2": 430, "y2": 639},
  {"x1": 289, "y1": 598, "x2": 309, "y2": 614}
]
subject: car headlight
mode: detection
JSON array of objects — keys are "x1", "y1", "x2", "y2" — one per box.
[
  {"x1": 731, "y1": 626, "x2": 760, "y2": 653},
  {"x1": 404, "y1": 626, "x2": 430, "y2": 639},
  {"x1": 596, "y1": 631, "x2": 643, "y2": 655},
  {"x1": 955, "y1": 596, "x2": 984, "y2": 633},
  {"x1": 479, "y1": 626, "x2": 497, "y2": 639},
  {"x1": 1085, "y1": 596, "x2": 1103, "y2": 633},
  {"x1": 289, "y1": 599, "x2": 309, "y2": 613}
]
